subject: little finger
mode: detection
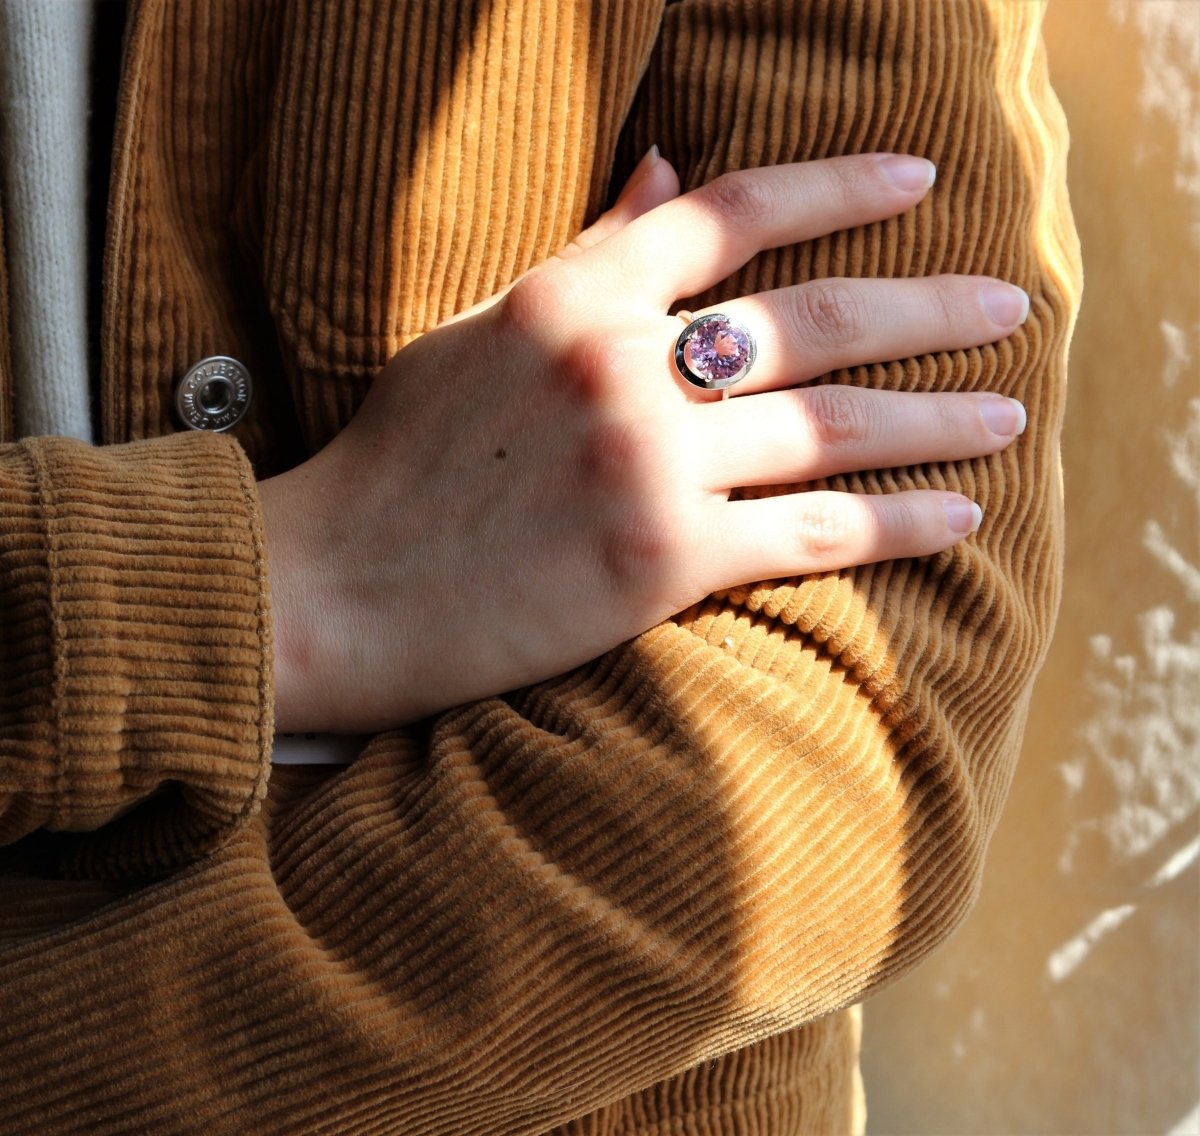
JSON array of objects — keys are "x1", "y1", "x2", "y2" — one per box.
[{"x1": 709, "y1": 490, "x2": 983, "y2": 585}]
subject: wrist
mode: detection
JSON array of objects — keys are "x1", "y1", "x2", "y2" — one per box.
[{"x1": 259, "y1": 467, "x2": 325, "y2": 733}]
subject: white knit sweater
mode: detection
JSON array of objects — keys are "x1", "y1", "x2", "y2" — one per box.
[{"x1": 0, "y1": 0, "x2": 95, "y2": 441}]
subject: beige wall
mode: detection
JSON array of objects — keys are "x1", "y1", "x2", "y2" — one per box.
[{"x1": 861, "y1": 2, "x2": 1200, "y2": 1133}]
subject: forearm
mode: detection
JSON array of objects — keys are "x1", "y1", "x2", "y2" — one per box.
[
  {"x1": 0, "y1": 1, "x2": 1080, "y2": 1131},
  {"x1": 0, "y1": 433, "x2": 272, "y2": 875}
]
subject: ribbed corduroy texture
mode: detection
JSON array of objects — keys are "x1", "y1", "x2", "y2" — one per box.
[
  {"x1": 0, "y1": 432, "x2": 273, "y2": 876},
  {"x1": 552, "y1": 1013, "x2": 864, "y2": 1136},
  {"x1": 0, "y1": 1, "x2": 1081, "y2": 1133}
]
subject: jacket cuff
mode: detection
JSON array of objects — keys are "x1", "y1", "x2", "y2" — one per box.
[{"x1": 0, "y1": 433, "x2": 273, "y2": 877}]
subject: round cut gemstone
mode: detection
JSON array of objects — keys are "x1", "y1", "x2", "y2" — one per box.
[{"x1": 681, "y1": 316, "x2": 752, "y2": 385}]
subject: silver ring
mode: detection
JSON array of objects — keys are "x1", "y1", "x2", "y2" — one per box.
[{"x1": 672, "y1": 311, "x2": 756, "y2": 399}]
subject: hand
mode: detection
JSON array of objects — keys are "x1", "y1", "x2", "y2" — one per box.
[{"x1": 260, "y1": 151, "x2": 1030, "y2": 733}]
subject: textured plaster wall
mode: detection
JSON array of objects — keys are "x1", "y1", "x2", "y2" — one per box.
[{"x1": 861, "y1": 2, "x2": 1200, "y2": 1133}]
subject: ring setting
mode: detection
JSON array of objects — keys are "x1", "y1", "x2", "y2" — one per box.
[{"x1": 673, "y1": 311, "x2": 756, "y2": 398}]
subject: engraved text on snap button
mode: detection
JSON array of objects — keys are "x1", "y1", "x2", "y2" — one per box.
[{"x1": 175, "y1": 356, "x2": 252, "y2": 432}]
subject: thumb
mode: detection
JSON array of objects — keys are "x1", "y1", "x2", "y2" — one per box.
[
  {"x1": 555, "y1": 145, "x2": 681, "y2": 261},
  {"x1": 441, "y1": 147, "x2": 680, "y2": 327}
]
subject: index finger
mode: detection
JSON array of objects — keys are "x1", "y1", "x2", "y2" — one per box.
[{"x1": 592, "y1": 154, "x2": 937, "y2": 309}]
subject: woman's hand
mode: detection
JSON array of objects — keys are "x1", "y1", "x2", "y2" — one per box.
[{"x1": 260, "y1": 151, "x2": 1029, "y2": 733}]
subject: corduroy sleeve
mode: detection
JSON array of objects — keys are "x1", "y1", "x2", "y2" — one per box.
[
  {"x1": 0, "y1": 2, "x2": 1080, "y2": 1134},
  {"x1": 0, "y1": 432, "x2": 272, "y2": 873}
]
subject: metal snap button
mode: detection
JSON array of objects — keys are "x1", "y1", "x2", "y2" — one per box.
[{"x1": 175, "y1": 356, "x2": 252, "y2": 432}]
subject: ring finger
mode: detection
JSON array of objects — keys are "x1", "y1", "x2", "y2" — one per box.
[
  {"x1": 677, "y1": 273, "x2": 1029, "y2": 398},
  {"x1": 708, "y1": 489, "x2": 984, "y2": 588}
]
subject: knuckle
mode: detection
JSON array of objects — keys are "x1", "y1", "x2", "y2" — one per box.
[
  {"x1": 794, "y1": 281, "x2": 868, "y2": 351},
  {"x1": 929, "y1": 277, "x2": 972, "y2": 333},
  {"x1": 586, "y1": 427, "x2": 693, "y2": 597},
  {"x1": 699, "y1": 171, "x2": 775, "y2": 230},
  {"x1": 554, "y1": 236, "x2": 587, "y2": 261},
  {"x1": 795, "y1": 499, "x2": 852, "y2": 561},
  {"x1": 882, "y1": 495, "x2": 920, "y2": 544},
  {"x1": 498, "y1": 272, "x2": 558, "y2": 337},
  {"x1": 932, "y1": 393, "x2": 964, "y2": 443},
  {"x1": 597, "y1": 504, "x2": 680, "y2": 595},
  {"x1": 560, "y1": 334, "x2": 620, "y2": 406},
  {"x1": 499, "y1": 267, "x2": 578, "y2": 339},
  {"x1": 502, "y1": 276, "x2": 626, "y2": 409},
  {"x1": 580, "y1": 419, "x2": 650, "y2": 492},
  {"x1": 829, "y1": 157, "x2": 879, "y2": 209},
  {"x1": 803, "y1": 385, "x2": 876, "y2": 449}
]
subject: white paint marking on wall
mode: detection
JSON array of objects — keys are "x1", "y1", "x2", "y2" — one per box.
[
  {"x1": 1144, "y1": 518, "x2": 1200, "y2": 601},
  {"x1": 1061, "y1": 607, "x2": 1200, "y2": 874},
  {"x1": 1167, "y1": 1098, "x2": 1200, "y2": 1136},
  {"x1": 1166, "y1": 399, "x2": 1200, "y2": 492},
  {"x1": 1057, "y1": 757, "x2": 1086, "y2": 795},
  {"x1": 1046, "y1": 904, "x2": 1138, "y2": 984},
  {"x1": 1111, "y1": 0, "x2": 1200, "y2": 197},
  {"x1": 1147, "y1": 833, "x2": 1200, "y2": 888},
  {"x1": 1159, "y1": 320, "x2": 1194, "y2": 390}
]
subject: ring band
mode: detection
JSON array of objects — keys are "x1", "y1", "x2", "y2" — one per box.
[{"x1": 673, "y1": 311, "x2": 756, "y2": 399}]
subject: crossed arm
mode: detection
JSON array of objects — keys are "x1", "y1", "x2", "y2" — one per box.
[
  {"x1": 0, "y1": 1, "x2": 1080, "y2": 1132},
  {"x1": 261, "y1": 151, "x2": 1032, "y2": 733}
]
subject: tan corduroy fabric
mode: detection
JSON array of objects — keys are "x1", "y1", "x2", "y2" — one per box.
[{"x1": 0, "y1": 1, "x2": 1080, "y2": 1133}]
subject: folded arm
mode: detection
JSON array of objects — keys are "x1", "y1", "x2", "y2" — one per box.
[
  {"x1": 0, "y1": 433, "x2": 272, "y2": 875},
  {"x1": 0, "y1": 1, "x2": 1080, "y2": 1132}
]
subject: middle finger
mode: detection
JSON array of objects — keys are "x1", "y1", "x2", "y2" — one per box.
[{"x1": 692, "y1": 384, "x2": 1027, "y2": 490}]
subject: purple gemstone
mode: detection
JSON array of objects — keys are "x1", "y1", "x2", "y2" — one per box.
[{"x1": 683, "y1": 317, "x2": 751, "y2": 383}]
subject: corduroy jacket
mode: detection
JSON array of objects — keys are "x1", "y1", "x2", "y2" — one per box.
[{"x1": 0, "y1": 1, "x2": 1080, "y2": 1133}]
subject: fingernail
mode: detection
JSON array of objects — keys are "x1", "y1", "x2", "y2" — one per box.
[
  {"x1": 980, "y1": 282, "x2": 1030, "y2": 327},
  {"x1": 980, "y1": 396, "x2": 1027, "y2": 437},
  {"x1": 877, "y1": 154, "x2": 936, "y2": 191},
  {"x1": 621, "y1": 146, "x2": 660, "y2": 197},
  {"x1": 945, "y1": 498, "x2": 983, "y2": 535}
]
